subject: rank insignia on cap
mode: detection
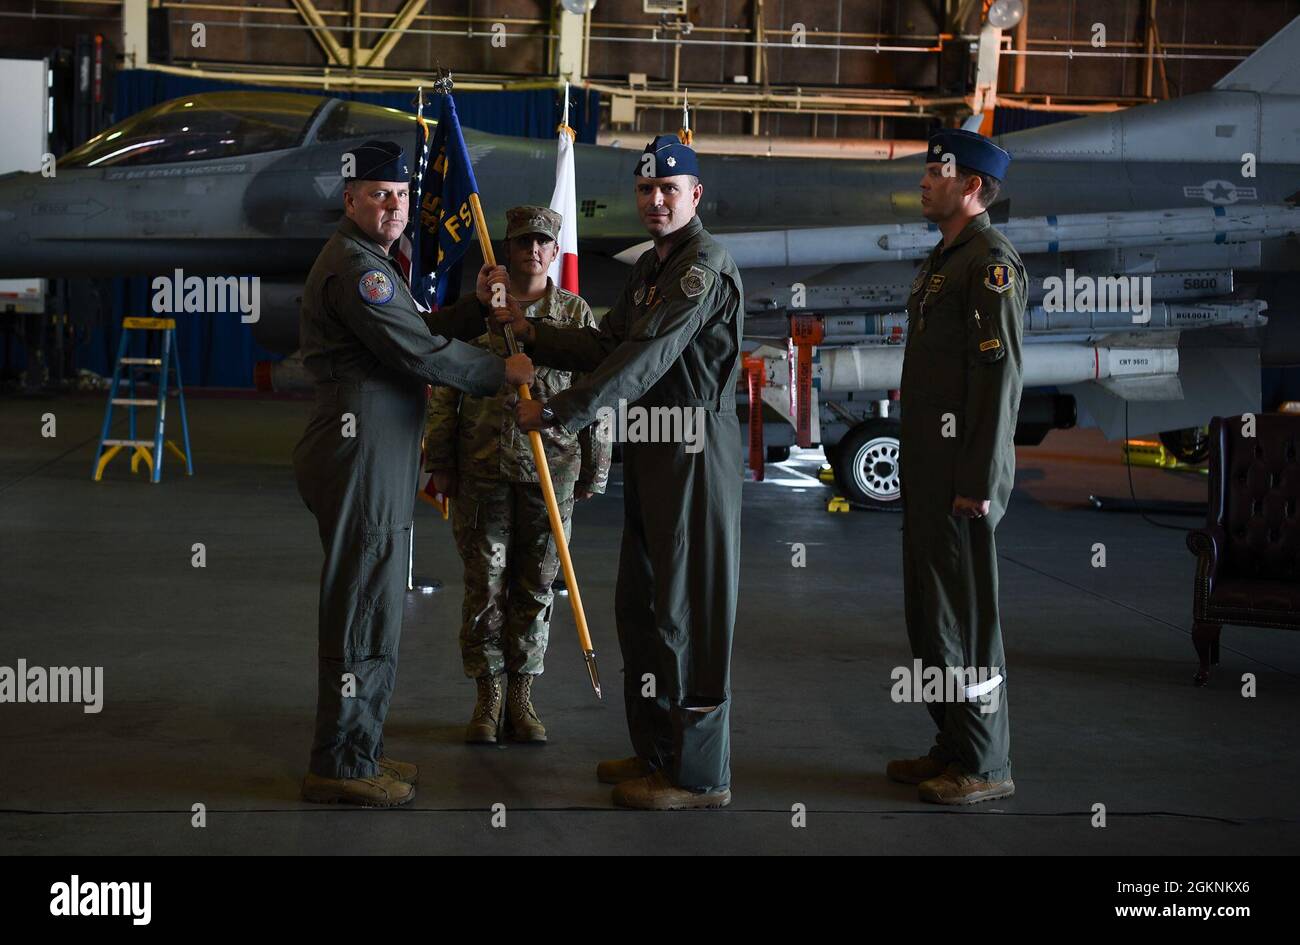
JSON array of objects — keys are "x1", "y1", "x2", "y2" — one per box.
[
  {"x1": 667, "y1": 156, "x2": 677, "y2": 167},
  {"x1": 359, "y1": 269, "x2": 395, "y2": 304},
  {"x1": 681, "y1": 265, "x2": 709, "y2": 299},
  {"x1": 984, "y1": 264, "x2": 1013, "y2": 294}
]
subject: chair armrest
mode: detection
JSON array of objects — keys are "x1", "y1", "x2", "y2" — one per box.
[{"x1": 1187, "y1": 525, "x2": 1226, "y2": 616}]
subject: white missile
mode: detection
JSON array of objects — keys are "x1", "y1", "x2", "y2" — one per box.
[
  {"x1": 811, "y1": 299, "x2": 1267, "y2": 342},
  {"x1": 769, "y1": 344, "x2": 1180, "y2": 394},
  {"x1": 617, "y1": 204, "x2": 1300, "y2": 268}
]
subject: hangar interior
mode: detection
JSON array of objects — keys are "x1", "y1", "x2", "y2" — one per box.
[{"x1": 1, "y1": 0, "x2": 1299, "y2": 856}]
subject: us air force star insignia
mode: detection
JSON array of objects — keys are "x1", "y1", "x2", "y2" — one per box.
[
  {"x1": 984, "y1": 264, "x2": 1013, "y2": 294},
  {"x1": 681, "y1": 265, "x2": 709, "y2": 299},
  {"x1": 633, "y1": 285, "x2": 645, "y2": 305},
  {"x1": 667, "y1": 156, "x2": 677, "y2": 168},
  {"x1": 359, "y1": 269, "x2": 394, "y2": 304}
]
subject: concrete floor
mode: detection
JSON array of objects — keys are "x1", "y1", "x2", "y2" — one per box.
[{"x1": 1, "y1": 393, "x2": 1297, "y2": 855}]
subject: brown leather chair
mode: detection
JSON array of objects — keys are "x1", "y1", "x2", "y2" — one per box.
[{"x1": 1187, "y1": 414, "x2": 1300, "y2": 685}]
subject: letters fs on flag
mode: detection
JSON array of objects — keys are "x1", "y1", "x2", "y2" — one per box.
[
  {"x1": 547, "y1": 123, "x2": 579, "y2": 293},
  {"x1": 409, "y1": 93, "x2": 481, "y2": 309}
]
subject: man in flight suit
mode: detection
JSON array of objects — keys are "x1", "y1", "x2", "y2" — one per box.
[
  {"x1": 498, "y1": 135, "x2": 744, "y2": 810},
  {"x1": 888, "y1": 129, "x2": 1025, "y2": 805},
  {"x1": 294, "y1": 140, "x2": 534, "y2": 807}
]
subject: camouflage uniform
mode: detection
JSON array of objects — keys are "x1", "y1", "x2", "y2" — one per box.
[{"x1": 426, "y1": 281, "x2": 611, "y2": 678}]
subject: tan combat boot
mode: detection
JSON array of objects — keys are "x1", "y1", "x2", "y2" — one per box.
[
  {"x1": 886, "y1": 754, "x2": 948, "y2": 785},
  {"x1": 301, "y1": 771, "x2": 415, "y2": 807},
  {"x1": 505, "y1": 672, "x2": 547, "y2": 744},
  {"x1": 377, "y1": 756, "x2": 418, "y2": 784},
  {"x1": 596, "y1": 757, "x2": 653, "y2": 784},
  {"x1": 612, "y1": 770, "x2": 732, "y2": 810},
  {"x1": 466, "y1": 674, "x2": 504, "y2": 744},
  {"x1": 918, "y1": 763, "x2": 1016, "y2": 805}
]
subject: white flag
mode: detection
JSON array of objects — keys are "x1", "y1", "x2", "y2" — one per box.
[{"x1": 547, "y1": 120, "x2": 579, "y2": 293}]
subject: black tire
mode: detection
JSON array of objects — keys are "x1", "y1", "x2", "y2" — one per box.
[
  {"x1": 765, "y1": 445, "x2": 791, "y2": 463},
  {"x1": 1159, "y1": 426, "x2": 1210, "y2": 465},
  {"x1": 831, "y1": 419, "x2": 902, "y2": 508}
]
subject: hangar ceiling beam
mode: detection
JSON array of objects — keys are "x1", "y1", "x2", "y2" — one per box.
[
  {"x1": 366, "y1": 0, "x2": 427, "y2": 69},
  {"x1": 290, "y1": 0, "x2": 348, "y2": 67}
]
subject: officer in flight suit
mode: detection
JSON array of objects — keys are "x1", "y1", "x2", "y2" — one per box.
[
  {"x1": 888, "y1": 129, "x2": 1025, "y2": 805},
  {"x1": 293, "y1": 140, "x2": 534, "y2": 807},
  {"x1": 500, "y1": 135, "x2": 744, "y2": 810}
]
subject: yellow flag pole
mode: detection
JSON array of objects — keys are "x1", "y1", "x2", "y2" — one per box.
[{"x1": 467, "y1": 191, "x2": 601, "y2": 699}]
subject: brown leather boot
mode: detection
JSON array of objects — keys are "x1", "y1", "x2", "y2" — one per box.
[
  {"x1": 918, "y1": 763, "x2": 1016, "y2": 805},
  {"x1": 301, "y1": 771, "x2": 415, "y2": 807},
  {"x1": 886, "y1": 754, "x2": 948, "y2": 785},
  {"x1": 612, "y1": 770, "x2": 732, "y2": 810},
  {"x1": 465, "y1": 674, "x2": 504, "y2": 744},
  {"x1": 505, "y1": 672, "x2": 547, "y2": 744},
  {"x1": 377, "y1": 756, "x2": 418, "y2": 784}
]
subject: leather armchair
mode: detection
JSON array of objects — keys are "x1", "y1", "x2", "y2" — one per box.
[{"x1": 1187, "y1": 414, "x2": 1300, "y2": 685}]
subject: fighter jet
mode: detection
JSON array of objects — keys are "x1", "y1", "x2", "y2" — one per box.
[{"x1": 1, "y1": 16, "x2": 1297, "y2": 506}]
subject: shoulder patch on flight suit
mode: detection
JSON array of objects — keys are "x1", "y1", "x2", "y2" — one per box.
[
  {"x1": 910, "y1": 270, "x2": 926, "y2": 294},
  {"x1": 633, "y1": 285, "x2": 646, "y2": 305},
  {"x1": 984, "y1": 264, "x2": 1013, "y2": 294},
  {"x1": 681, "y1": 265, "x2": 710, "y2": 299},
  {"x1": 358, "y1": 269, "x2": 395, "y2": 304},
  {"x1": 927, "y1": 275, "x2": 946, "y2": 293}
]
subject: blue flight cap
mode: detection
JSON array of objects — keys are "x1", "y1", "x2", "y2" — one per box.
[
  {"x1": 926, "y1": 129, "x2": 1012, "y2": 181},
  {"x1": 345, "y1": 139, "x2": 411, "y2": 182},
  {"x1": 632, "y1": 134, "x2": 701, "y2": 179}
]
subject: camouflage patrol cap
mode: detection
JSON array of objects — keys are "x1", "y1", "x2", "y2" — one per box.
[{"x1": 505, "y1": 206, "x2": 562, "y2": 241}]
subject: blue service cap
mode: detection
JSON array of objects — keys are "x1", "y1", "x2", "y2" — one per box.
[
  {"x1": 632, "y1": 134, "x2": 700, "y2": 179},
  {"x1": 926, "y1": 129, "x2": 1011, "y2": 181},
  {"x1": 344, "y1": 139, "x2": 411, "y2": 182}
]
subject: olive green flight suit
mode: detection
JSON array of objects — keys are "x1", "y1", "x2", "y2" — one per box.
[
  {"x1": 528, "y1": 216, "x2": 744, "y2": 794},
  {"x1": 293, "y1": 216, "x2": 505, "y2": 780},
  {"x1": 899, "y1": 210, "x2": 1025, "y2": 782}
]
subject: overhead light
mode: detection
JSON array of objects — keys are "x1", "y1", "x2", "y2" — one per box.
[
  {"x1": 987, "y1": 0, "x2": 1025, "y2": 29},
  {"x1": 561, "y1": 0, "x2": 597, "y2": 13}
]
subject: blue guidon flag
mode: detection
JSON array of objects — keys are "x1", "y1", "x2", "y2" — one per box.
[{"x1": 407, "y1": 93, "x2": 481, "y2": 309}]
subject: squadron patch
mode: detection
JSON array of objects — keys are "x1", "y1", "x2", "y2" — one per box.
[
  {"x1": 927, "y1": 275, "x2": 946, "y2": 293},
  {"x1": 358, "y1": 269, "x2": 395, "y2": 304},
  {"x1": 984, "y1": 264, "x2": 1013, "y2": 294},
  {"x1": 681, "y1": 265, "x2": 710, "y2": 299},
  {"x1": 910, "y1": 271, "x2": 926, "y2": 294},
  {"x1": 633, "y1": 285, "x2": 646, "y2": 305},
  {"x1": 979, "y1": 339, "x2": 1002, "y2": 352}
]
